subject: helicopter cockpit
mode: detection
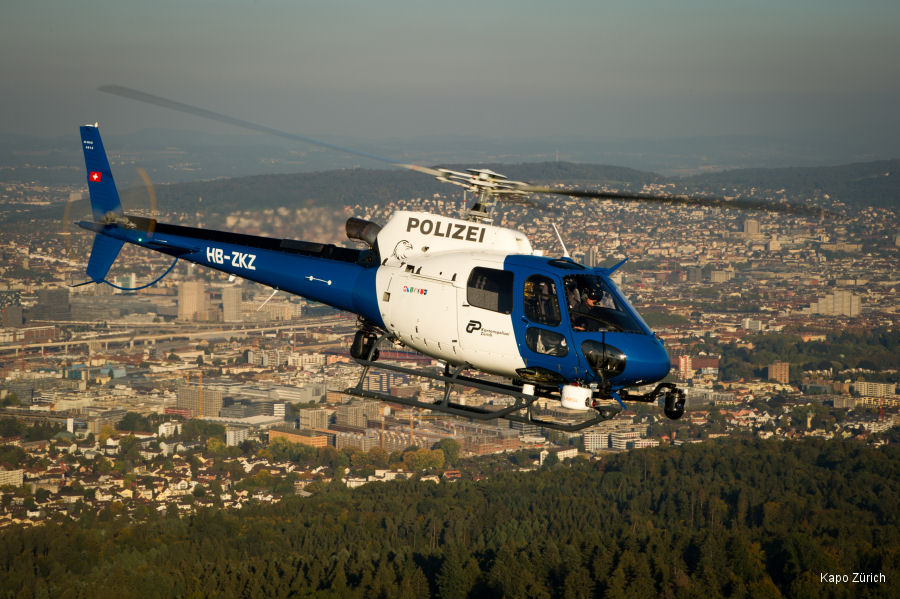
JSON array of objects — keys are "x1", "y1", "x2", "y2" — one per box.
[{"x1": 564, "y1": 274, "x2": 647, "y2": 334}]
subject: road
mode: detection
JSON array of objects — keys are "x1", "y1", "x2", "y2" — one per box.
[{"x1": 0, "y1": 315, "x2": 352, "y2": 356}]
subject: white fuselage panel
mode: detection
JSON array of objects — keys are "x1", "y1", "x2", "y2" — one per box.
[{"x1": 374, "y1": 225, "x2": 527, "y2": 377}]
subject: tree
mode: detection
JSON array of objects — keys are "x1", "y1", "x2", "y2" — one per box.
[
  {"x1": 0, "y1": 417, "x2": 22, "y2": 437},
  {"x1": 98, "y1": 425, "x2": 116, "y2": 446},
  {"x1": 206, "y1": 437, "x2": 226, "y2": 456},
  {"x1": 117, "y1": 412, "x2": 150, "y2": 432},
  {"x1": 542, "y1": 451, "x2": 559, "y2": 468},
  {"x1": 367, "y1": 446, "x2": 389, "y2": 469},
  {"x1": 433, "y1": 439, "x2": 461, "y2": 466},
  {"x1": 436, "y1": 547, "x2": 473, "y2": 599},
  {"x1": 402, "y1": 448, "x2": 445, "y2": 472}
]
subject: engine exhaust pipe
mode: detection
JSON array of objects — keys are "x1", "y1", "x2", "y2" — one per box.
[{"x1": 346, "y1": 217, "x2": 381, "y2": 249}]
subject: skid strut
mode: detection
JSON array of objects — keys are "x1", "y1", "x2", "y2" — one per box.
[{"x1": 343, "y1": 333, "x2": 622, "y2": 431}]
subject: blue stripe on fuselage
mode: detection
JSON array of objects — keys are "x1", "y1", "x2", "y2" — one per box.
[{"x1": 84, "y1": 224, "x2": 384, "y2": 327}]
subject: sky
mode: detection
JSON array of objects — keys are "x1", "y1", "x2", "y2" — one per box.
[{"x1": 2, "y1": 0, "x2": 899, "y2": 160}]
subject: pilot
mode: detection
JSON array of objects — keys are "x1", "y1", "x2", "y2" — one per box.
[{"x1": 572, "y1": 286, "x2": 602, "y2": 331}]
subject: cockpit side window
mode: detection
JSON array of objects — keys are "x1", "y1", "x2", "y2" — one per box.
[
  {"x1": 564, "y1": 274, "x2": 645, "y2": 334},
  {"x1": 523, "y1": 275, "x2": 562, "y2": 326}
]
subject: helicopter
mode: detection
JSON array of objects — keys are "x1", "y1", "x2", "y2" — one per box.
[{"x1": 72, "y1": 86, "x2": 825, "y2": 432}]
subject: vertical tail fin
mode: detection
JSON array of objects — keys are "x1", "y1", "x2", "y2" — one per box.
[
  {"x1": 80, "y1": 124, "x2": 123, "y2": 222},
  {"x1": 80, "y1": 124, "x2": 124, "y2": 282}
]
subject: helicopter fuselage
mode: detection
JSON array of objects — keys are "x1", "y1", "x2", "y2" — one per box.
[
  {"x1": 77, "y1": 124, "x2": 677, "y2": 422},
  {"x1": 81, "y1": 204, "x2": 670, "y2": 394}
]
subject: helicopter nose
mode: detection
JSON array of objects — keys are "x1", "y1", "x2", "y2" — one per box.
[
  {"x1": 618, "y1": 335, "x2": 670, "y2": 384},
  {"x1": 581, "y1": 334, "x2": 671, "y2": 384}
]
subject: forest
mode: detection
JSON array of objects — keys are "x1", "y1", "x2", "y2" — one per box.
[{"x1": 1, "y1": 437, "x2": 897, "y2": 598}]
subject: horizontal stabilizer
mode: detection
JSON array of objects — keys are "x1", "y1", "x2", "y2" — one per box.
[{"x1": 86, "y1": 234, "x2": 125, "y2": 282}]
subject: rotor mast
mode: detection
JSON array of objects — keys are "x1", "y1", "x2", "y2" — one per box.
[{"x1": 434, "y1": 167, "x2": 531, "y2": 224}]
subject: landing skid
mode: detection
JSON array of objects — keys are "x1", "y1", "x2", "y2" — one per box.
[{"x1": 344, "y1": 346, "x2": 622, "y2": 432}]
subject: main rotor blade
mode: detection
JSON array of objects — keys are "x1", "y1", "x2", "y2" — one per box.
[
  {"x1": 99, "y1": 85, "x2": 831, "y2": 217},
  {"x1": 99, "y1": 85, "x2": 444, "y2": 177},
  {"x1": 521, "y1": 185, "x2": 831, "y2": 216}
]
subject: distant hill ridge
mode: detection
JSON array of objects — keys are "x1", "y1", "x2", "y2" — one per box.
[
  {"x1": 127, "y1": 159, "x2": 897, "y2": 214},
  {"x1": 683, "y1": 159, "x2": 899, "y2": 208}
]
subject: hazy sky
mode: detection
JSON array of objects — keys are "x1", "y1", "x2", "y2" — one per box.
[{"x1": 2, "y1": 0, "x2": 899, "y2": 155}]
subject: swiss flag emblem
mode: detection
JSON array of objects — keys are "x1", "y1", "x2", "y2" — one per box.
[{"x1": 89, "y1": 171, "x2": 102, "y2": 182}]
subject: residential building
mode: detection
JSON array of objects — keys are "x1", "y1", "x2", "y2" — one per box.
[
  {"x1": 226, "y1": 428, "x2": 250, "y2": 447},
  {"x1": 768, "y1": 361, "x2": 790, "y2": 384}
]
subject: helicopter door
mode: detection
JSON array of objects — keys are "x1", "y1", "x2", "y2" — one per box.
[
  {"x1": 457, "y1": 267, "x2": 520, "y2": 373},
  {"x1": 518, "y1": 274, "x2": 580, "y2": 382}
]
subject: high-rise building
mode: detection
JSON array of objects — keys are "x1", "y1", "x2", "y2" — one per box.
[
  {"x1": 509, "y1": 420, "x2": 541, "y2": 436},
  {"x1": 853, "y1": 381, "x2": 896, "y2": 397},
  {"x1": 741, "y1": 318, "x2": 763, "y2": 331},
  {"x1": 810, "y1": 290, "x2": 860, "y2": 317},
  {"x1": 297, "y1": 408, "x2": 328, "y2": 430},
  {"x1": 1, "y1": 305, "x2": 23, "y2": 328},
  {"x1": 587, "y1": 247, "x2": 602, "y2": 268},
  {"x1": 176, "y1": 381, "x2": 223, "y2": 418},
  {"x1": 743, "y1": 219, "x2": 760, "y2": 236},
  {"x1": 113, "y1": 274, "x2": 136, "y2": 291},
  {"x1": 0, "y1": 469, "x2": 24, "y2": 487},
  {"x1": 678, "y1": 355, "x2": 693, "y2": 380},
  {"x1": 360, "y1": 400, "x2": 384, "y2": 422},
  {"x1": 29, "y1": 289, "x2": 71, "y2": 322},
  {"x1": 710, "y1": 270, "x2": 730, "y2": 283},
  {"x1": 158, "y1": 421, "x2": 182, "y2": 437},
  {"x1": 768, "y1": 361, "x2": 790, "y2": 384},
  {"x1": 178, "y1": 281, "x2": 207, "y2": 321},
  {"x1": 336, "y1": 404, "x2": 367, "y2": 429},
  {"x1": 583, "y1": 430, "x2": 609, "y2": 452},
  {"x1": 222, "y1": 286, "x2": 242, "y2": 322},
  {"x1": 610, "y1": 431, "x2": 642, "y2": 450},
  {"x1": 226, "y1": 428, "x2": 250, "y2": 447}
]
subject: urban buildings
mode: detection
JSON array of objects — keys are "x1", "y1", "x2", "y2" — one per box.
[
  {"x1": 178, "y1": 281, "x2": 208, "y2": 322},
  {"x1": 808, "y1": 290, "x2": 861, "y2": 317},
  {"x1": 768, "y1": 361, "x2": 790, "y2": 384},
  {"x1": 222, "y1": 286, "x2": 242, "y2": 323},
  {"x1": 176, "y1": 381, "x2": 224, "y2": 419}
]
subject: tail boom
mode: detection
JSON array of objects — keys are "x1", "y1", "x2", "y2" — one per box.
[{"x1": 77, "y1": 218, "x2": 384, "y2": 327}]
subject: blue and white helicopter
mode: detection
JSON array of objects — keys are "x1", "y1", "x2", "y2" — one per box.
[{"x1": 73, "y1": 87, "x2": 820, "y2": 431}]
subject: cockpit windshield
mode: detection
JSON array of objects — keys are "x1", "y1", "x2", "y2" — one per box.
[{"x1": 563, "y1": 274, "x2": 647, "y2": 334}]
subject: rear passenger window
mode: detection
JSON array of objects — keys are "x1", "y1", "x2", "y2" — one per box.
[{"x1": 467, "y1": 267, "x2": 514, "y2": 314}]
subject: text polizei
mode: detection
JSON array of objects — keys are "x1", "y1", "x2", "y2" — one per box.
[{"x1": 406, "y1": 217, "x2": 487, "y2": 243}]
